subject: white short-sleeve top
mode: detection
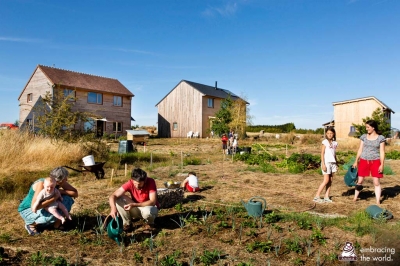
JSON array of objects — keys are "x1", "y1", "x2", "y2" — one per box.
[{"x1": 322, "y1": 139, "x2": 338, "y2": 163}]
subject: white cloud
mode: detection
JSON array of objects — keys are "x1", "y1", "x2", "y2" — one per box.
[
  {"x1": 0, "y1": 36, "x2": 44, "y2": 43},
  {"x1": 112, "y1": 48, "x2": 156, "y2": 55},
  {"x1": 202, "y1": 2, "x2": 238, "y2": 17}
]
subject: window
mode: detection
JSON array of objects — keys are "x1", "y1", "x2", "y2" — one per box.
[
  {"x1": 113, "y1": 96, "x2": 122, "y2": 106},
  {"x1": 88, "y1": 92, "x2": 103, "y2": 104},
  {"x1": 208, "y1": 98, "x2": 214, "y2": 108},
  {"x1": 63, "y1": 89, "x2": 75, "y2": 101},
  {"x1": 113, "y1": 122, "x2": 122, "y2": 132},
  {"x1": 173, "y1": 122, "x2": 178, "y2": 131},
  {"x1": 27, "y1": 93, "x2": 33, "y2": 102},
  {"x1": 350, "y1": 126, "x2": 355, "y2": 132},
  {"x1": 84, "y1": 118, "x2": 96, "y2": 132}
]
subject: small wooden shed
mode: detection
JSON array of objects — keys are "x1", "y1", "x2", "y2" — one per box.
[{"x1": 126, "y1": 130, "x2": 150, "y2": 144}]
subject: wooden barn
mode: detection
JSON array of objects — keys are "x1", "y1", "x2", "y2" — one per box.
[
  {"x1": 156, "y1": 80, "x2": 247, "y2": 138},
  {"x1": 332, "y1": 96, "x2": 394, "y2": 139},
  {"x1": 18, "y1": 65, "x2": 134, "y2": 136}
]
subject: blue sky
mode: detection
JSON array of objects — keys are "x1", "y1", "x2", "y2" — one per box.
[{"x1": 1, "y1": 0, "x2": 399, "y2": 130}]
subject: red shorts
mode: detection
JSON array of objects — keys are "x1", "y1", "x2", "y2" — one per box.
[
  {"x1": 358, "y1": 159, "x2": 383, "y2": 178},
  {"x1": 185, "y1": 183, "x2": 200, "y2": 192}
]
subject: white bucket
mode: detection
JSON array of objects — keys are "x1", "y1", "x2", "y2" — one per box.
[{"x1": 82, "y1": 155, "x2": 95, "y2": 166}]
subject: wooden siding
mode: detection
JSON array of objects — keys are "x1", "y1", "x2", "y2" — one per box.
[
  {"x1": 334, "y1": 98, "x2": 390, "y2": 138},
  {"x1": 157, "y1": 82, "x2": 204, "y2": 138},
  {"x1": 19, "y1": 68, "x2": 52, "y2": 124},
  {"x1": 201, "y1": 97, "x2": 223, "y2": 138},
  {"x1": 71, "y1": 90, "x2": 132, "y2": 134},
  {"x1": 19, "y1": 68, "x2": 132, "y2": 135}
]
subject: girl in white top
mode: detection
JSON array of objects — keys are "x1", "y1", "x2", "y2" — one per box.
[{"x1": 313, "y1": 127, "x2": 338, "y2": 203}]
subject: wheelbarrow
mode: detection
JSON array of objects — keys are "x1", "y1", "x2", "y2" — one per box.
[{"x1": 64, "y1": 162, "x2": 106, "y2": 179}]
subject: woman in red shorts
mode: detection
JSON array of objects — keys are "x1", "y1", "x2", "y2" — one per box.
[{"x1": 352, "y1": 120, "x2": 386, "y2": 204}]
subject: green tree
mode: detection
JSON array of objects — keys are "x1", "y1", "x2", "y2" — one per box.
[
  {"x1": 211, "y1": 96, "x2": 233, "y2": 137},
  {"x1": 352, "y1": 108, "x2": 391, "y2": 138},
  {"x1": 229, "y1": 94, "x2": 253, "y2": 140},
  {"x1": 34, "y1": 88, "x2": 96, "y2": 142}
]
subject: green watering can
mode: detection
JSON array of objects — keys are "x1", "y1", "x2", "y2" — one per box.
[
  {"x1": 241, "y1": 197, "x2": 267, "y2": 218},
  {"x1": 344, "y1": 167, "x2": 358, "y2": 187},
  {"x1": 107, "y1": 216, "x2": 123, "y2": 245},
  {"x1": 365, "y1": 205, "x2": 393, "y2": 220}
]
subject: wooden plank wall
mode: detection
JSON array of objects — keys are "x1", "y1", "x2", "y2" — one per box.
[
  {"x1": 334, "y1": 99, "x2": 383, "y2": 138},
  {"x1": 19, "y1": 68, "x2": 132, "y2": 135},
  {"x1": 72, "y1": 90, "x2": 132, "y2": 134},
  {"x1": 157, "y1": 82, "x2": 204, "y2": 138},
  {"x1": 19, "y1": 68, "x2": 52, "y2": 124}
]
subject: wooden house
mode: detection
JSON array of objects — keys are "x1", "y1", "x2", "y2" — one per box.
[
  {"x1": 332, "y1": 96, "x2": 394, "y2": 138},
  {"x1": 155, "y1": 80, "x2": 247, "y2": 138},
  {"x1": 18, "y1": 65, "x2": 134, "y2": 136}
]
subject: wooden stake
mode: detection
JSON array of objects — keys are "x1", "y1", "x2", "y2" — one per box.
[
  {"x1": 110, "y1": 169, "x2": 114, "y2": 187},
  {"x1": 181, "y1": 151, "x2": 183, "y2": 172}
]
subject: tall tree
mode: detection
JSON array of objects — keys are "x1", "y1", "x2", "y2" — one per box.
[
  {"x1": 352, "y1": 107, "x2": 391, "y2": 138},
  {"x1": 34, "y1": 88, "x2": 96, "y2": 142},
  {"x1": 211, "y1": 96, "x2": 233, "y2": 137},
  {"x1": 228, "y1": 95, "x2": 252, "y2": 139}
]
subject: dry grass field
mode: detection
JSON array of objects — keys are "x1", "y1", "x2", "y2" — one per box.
[{"x1": 1, "y1": 131, "x2": 400, "y2": 265}]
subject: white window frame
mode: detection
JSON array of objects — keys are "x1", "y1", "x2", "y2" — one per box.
[
  {"x1": 113, "y1": 96, "x2": 122, "y2": 106},
  {"x1": 88, "y1": 92, "x2": 103, "y2": 104}
]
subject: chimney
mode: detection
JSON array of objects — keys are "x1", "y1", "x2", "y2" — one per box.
[{"x1": 215, "y1": 81, "x2": 217, "y2": 90}]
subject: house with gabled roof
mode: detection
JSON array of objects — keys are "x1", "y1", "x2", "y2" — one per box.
[
  {"x1": 332, "y1": 96, "x2": 394, "y2": 138},
  {"x1": 18, "y1": 65, "x2": 134, "y2": 136},
  {"x1": 155, "y1": 80, "x2": 247, "y2": 138}
]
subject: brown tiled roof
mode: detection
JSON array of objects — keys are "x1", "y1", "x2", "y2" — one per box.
[{"x1": 38, "y1": 65, "x2": 134, "y2": 96}]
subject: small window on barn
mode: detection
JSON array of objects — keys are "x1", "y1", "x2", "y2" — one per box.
[
  {"x1": 27, "y1": 93, "x2": 33, "y2": 103},
  {"x1": 88, "y1": 92, "x2": 103, "y2": 104},
  {"x1": 350, "y1": 126, "x2": 355, "y2": 132},
  {"x1": 173, "y1": 122, "x2": 178, "y2": 131},
  {"x1": 113, "y1": 96, "x2": 122, "y2": 106},
  {"x1": 63, "y1": 89, "x2": 75, "y2": 101},
  {"x1": 113, "y1": 122, "x2": 122, "y2": 132},
  {"x1": 208, "y1": 98, "x2": 214, "y2": 108}
]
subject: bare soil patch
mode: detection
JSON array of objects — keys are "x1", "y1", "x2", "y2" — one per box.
[{"x1": 1, "y1": 138, "x2": 400, "y2": 265}]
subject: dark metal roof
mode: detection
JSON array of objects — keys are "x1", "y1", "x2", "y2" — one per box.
[{"x1": 155, "y1": 80, "x2": 248, "y2": 106}]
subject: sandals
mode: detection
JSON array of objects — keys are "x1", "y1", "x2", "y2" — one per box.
[{"x1": 25, "y1": 224, "x2": 40, "y2": 236}]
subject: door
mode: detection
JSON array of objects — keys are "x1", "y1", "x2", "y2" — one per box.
[{"x1": 96, "y1": 120, "x2": 104, "y2": 137}]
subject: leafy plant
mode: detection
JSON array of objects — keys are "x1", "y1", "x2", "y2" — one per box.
[
  {"x1": 284, "y1": 237, "x2": 303, "y2": 254},
  {"x1": 133, "y1": 252, "x2": 143, "y2": 263},
  {"x1": 199, "y1": 249, "x2": 221, "y2": 266},
  {"x1": 246, "y1": 241, "x2": 273, "y2": 253},
  {"x1": 310, "y1": 229, "x2": 326, "y2": 245}
]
